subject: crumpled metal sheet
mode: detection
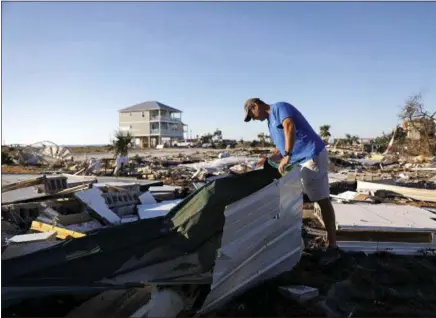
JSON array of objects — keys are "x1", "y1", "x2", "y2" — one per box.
[{"x1": 199, "y1": 167, "x2": 304, "y2": 314}]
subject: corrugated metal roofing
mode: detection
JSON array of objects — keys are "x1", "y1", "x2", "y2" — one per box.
[
  {"x1": 118, "y1": 101, "x2": 181, "y2": 113},
  {"x1": 200, "y1": 167, "x2": 303, "y2": 314}
]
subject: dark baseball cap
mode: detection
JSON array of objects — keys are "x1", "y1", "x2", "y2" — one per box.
[{"x1": 244, "y1": 98, "x2": 262, "y2": 122}]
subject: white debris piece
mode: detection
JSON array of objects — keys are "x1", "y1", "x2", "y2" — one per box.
[
  {"x1": 328, "y1": 173, "x2": 348, "y2": 184},
  {"x1": 139, "y1": 192, "x2": 157, "y2": 204},
  {"x1": 114, "y1": 155, "x2": 129, "y2": 175},
  {"x1": 149, "y1": 185, "x2": 181, "y2": 192},
  {"x1": 93, "y1": 181, "x2": 138, "y2": 188},
  {"x1": 229, "y1": 164, "x2": 254, "y2": 174},
  {"x1": 182, "y1": 156, "x2": 259, "y2": 173},
  {"x1": 86, "y1": 158, "x2": 102, "y2": 173},
  {"x1": 279, "y1": 285, "x2": 319, "y2": 303},
  {"x1": 218, "y1": 152, "x2": 230, "y2": 159},
  {"x1": 75, "y1": 188, "x2": 121, "y2": 224},
  {"x1": 331, "y1": 191, "x2": 359, "y2": 202},
  {"x1": 8, "y1": 231, "x2": 57, "y2": 244},
  {"x1": 64, "y1": 220, "x2": 104, "y2": 232},
  {"x1": 138, "y1": 200, "x2": 182, "y2": 219},
  {"x1": 130, "y1": 287, "x2": 185, "y2": 318},
  {"x1": 330, "y1": 191, "x2": 372, "y2": 203},
  {"x1": 398, "y1": 172, "x2": 410, "y2": 180}
]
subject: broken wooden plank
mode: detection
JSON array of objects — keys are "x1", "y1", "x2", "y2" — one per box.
[
  {"x1": 1, "y1": 176, "x2": 46, "y2": 193},
  {"x1": 30, "y1": 221, "x2": 86, "y2": 239},
  {"x1": 337, "y1": 241, "x2": 436, "y2": 255},
  {"x1": 357, "y1": 180, "x2": 436, "y2": 202}
]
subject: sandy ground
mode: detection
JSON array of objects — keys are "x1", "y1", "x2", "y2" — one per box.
[{"x1": 70, "y1": 148, "x2": 229, "y2": 161}]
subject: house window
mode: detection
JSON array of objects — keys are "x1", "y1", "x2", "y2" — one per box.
[
  {"x1": 129, "y1": 125, "x2": 132, "y2": 129},
  {"x1": 142, "y1": 112, "x2": 145, "y2": 117}
]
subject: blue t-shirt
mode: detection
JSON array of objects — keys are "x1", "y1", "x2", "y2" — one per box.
[{"x1": 268, "y1": 102, "x2": 325, "y2": 165}]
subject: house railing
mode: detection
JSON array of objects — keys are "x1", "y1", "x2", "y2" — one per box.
[
  {"x1": 151, "y1": 129, "x2": 184, "y2": 135},
  {"x1": 150, "y1": 116, "x2": 181, "y2": 122}
]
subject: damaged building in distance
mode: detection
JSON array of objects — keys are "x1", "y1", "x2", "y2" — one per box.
[
  {"x1": 118, "y1": 101, "x2": 187, "y2": 148},
  {"x1": 402, "y1": 118, "x2": 436, "y2": 141}
]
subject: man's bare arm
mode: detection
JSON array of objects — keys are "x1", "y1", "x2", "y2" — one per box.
[
  {"x1": 257, "y1": 147, "x2": 281, "y2": 166},
  {"x1": 282, "y1": 118, "x2": 296, "y2": 156},
  {"x1": 269, "y1": 147, "x2": 282, "y2": 162},
  {"x1": 271, "y1": 147, "x2": 280, "y2": 154}
]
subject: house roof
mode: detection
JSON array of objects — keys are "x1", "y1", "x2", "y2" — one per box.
[{"x1": 119, "y1": 101, "x2": 181, "y2": 113}]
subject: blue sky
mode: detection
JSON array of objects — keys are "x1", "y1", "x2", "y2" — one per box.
[{"x1": 2, "y1": 2, "x2": 436, "y2": 145}]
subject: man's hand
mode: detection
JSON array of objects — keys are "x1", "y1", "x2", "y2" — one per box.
[
  {"x1": 255, "y1": 156, "x2": 267, "y2": 168},
  {"x1": 278, "y1": 155, "x2": 290, "y2": 175}
]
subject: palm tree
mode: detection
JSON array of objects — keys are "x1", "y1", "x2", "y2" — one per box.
[
  {"x1": 213, "y1": 129, "x2": 222, "y2": 138},
  {"x1": 345, "y1": 134, "x2": 353, "y2": 146},
  {"x1": 257, "y1": 133, "x2": 266, "y2": 147},
  {"x1": 200, "y1": 133, "x2": 212, "y2": 144},
  {"x1": 111, "y1": 130, "x2": 134, "y2": 157},
  {"x1": 351, "y1": 135, "x2": 360, "y2": 145},
  {"x1": 265, "y1": 134, "x2": 272, "y2": 146},
  {"x1": 319, "y1": 125, "x2": 331, "y2": 144}
]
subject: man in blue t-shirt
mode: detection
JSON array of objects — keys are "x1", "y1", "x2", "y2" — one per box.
[{"x1": 243, "y1": 98, "x2": 337, "y2": 249}]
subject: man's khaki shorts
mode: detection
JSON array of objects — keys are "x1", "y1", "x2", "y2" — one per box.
[{"x1": 300, "y1": 148, "x2": 330, "y2": 202}]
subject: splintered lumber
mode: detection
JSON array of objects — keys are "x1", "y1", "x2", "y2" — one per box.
[
  {"x1": 2, "y1": 176, "x2": 46, "y2": 193},
  {"x1": 357, "y1": 180, "x2": 436, "y2": 203},
  {"x1": 30, "y1": 221, "x2": 86, "y2": 239}
]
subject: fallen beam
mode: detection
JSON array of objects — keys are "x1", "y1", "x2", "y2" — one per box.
[
  {"x1": 1, "y1": 176, "x2": 46, "y2": 193},
  {"x1": 357, "y1": 180, "x2": 436, "y2": 202},
  {"x1": 30, "y1": 221, "x2": 86, "y2": 239}
]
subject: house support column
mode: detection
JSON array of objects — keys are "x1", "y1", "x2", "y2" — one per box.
[
  {"x1": 158, "y1": 110, "x2": 161, "y2": 144},
  {"x1": 139, "y1": 138, "x2": 146, "y2": 149}
]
